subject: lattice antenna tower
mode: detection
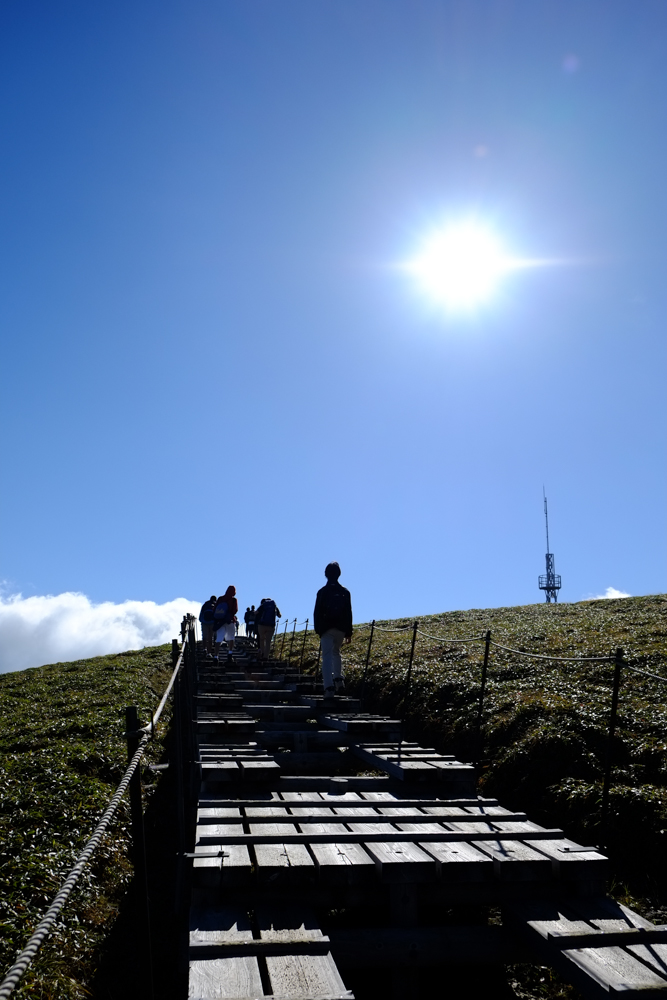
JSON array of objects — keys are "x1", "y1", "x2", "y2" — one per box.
[{"x1": 538, "y1": 489, "x2": 561, "y2": 603}]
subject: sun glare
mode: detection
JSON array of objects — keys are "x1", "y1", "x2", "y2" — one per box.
[{"x1": 408, "y1": 222, "x2": 515, "y2": 310}]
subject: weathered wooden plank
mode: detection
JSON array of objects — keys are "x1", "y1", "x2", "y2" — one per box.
[
  {"x1": 310, "y1": 841, "x2": 377, "y2": 885},
  {"x1": 284, "y1": 805, "x2": 377, "y2": 885},
  {"x1": 195, "y1": 796, "x2": 500, "y2": 808},
  {"x1": 525, "y1": 839, "x2": 608, "y2": 881},
  {"x1": 264, "y1": 955, "x2": 354, "y2": 1000},
  {"x1": 240, "y1": 760, "x2": 281, "y2": 780},
  {"x1": 197, "y1": 823, "x2": 245, "y2": 844},
  {"x1": 351, "y1": 744, "x2": 474, "y2": 784},
  {"x1": 320, "y1": 714, "x2": 402, "y2": 734},
  {"x1": 201, "y1": 761, "x2": 242, "y2": 781},
  {"x1": 250, "y1": 808, "x2": 316, "y2": 882},
  {"x1": 474, "y1": 839, "x2": 553, "y2": 881},
  {"x1": 188, "y1": 956, "x2": 266, "y2": 998},
  {"x1": 189, "y1": 828, "x2": 564, "y2": 846},
  {"x1": 187, "y1": 901, "x2": 264, "y2": 998},
  {"x1": 356, "y1": 827, "x2": 437, "y2": 883},
  {"x1": 509, "y1": 899, "x2": 667, "y2": 995},
  {"x1": 198, "y1": 806, "x2": 243, "y2": 823},
  {"x1": 460, "y1": 803, "x2": 515, "y2": 816},
  {"x1": 191, "y1": 843, "x2": 252, "y2": 887},
  {"x1": 256, "y1": 906, "x2": 354, "y2": 1000},
  {"x1": 189, "y1": 903, "x2": 253, "y2": 946},
  {"x1": 419, "y1": 840, "x2": 494, "y2": 882}
]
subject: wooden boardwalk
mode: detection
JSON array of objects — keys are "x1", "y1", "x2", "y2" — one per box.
[{"x1": 185, "y1": 637, "x2": 667, "y2": 999}]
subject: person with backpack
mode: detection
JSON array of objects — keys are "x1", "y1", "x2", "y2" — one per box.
[
  {"x1": 199, "y1": 595, "x2": 217, "y2": 656},
  {"x1": 256, "y1": 598, "x2": 281, "y2": 660},
  {"x1": 244, "y1": 606, "x2": 256, "y2": 643},
  {"x1": 214, "y1": 586, "x2": 239, "y2": 663},
  {"x1": 314, "y1": 562, "x2": 353, "y2": 704}
]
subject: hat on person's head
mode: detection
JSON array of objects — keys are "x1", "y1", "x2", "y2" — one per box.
[
  {"x1": 325, "y1": 562, "x2": 341, "y2": 581},
  {"x1": 210, "y1": 596, "x2": 217, "y2": 602}
]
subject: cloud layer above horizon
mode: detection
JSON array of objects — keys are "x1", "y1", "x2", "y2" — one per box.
[
  {"x1": 591, "y1": 587, "x2": 631, "y2": 600},
  {"x1": 0, "y1": 592, "x2": 201, "y2": 674}
]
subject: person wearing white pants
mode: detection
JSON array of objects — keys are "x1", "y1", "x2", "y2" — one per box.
[
  {"x1": 313, "y1": 562, "x2": 353, "y2": 704},
  {"x1": 320, "y1": 628, "x2": 346, "y2": 692},
  {"x1": 216, "y1": 621, "x2": 236, "y2": 648}
]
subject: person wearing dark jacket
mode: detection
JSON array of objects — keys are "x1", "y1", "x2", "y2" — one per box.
[
  {"x1": 256, "y1": 598, "x2": 281, "y2": 660},
  {"x1": 199, "y1": 595, "x2": 217, "y2": 655},
  {"x1": 244, "y1": 605, "x2": 257, "y2": 643},
  {"x1": 314, "y1": 562, "x2": 352, "y2": 702},
  {"x1": 214, "y1": 586, "x2": 239, "y2": 663}
]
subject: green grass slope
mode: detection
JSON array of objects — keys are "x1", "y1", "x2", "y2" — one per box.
[
  {"x1": 295, "y1": 594, "x2": 667, "y2": 897},
  {"x1": 2, "y1": 595, "x2": 666, "y2": 999},
  {"x1": 0, "y1": 645, "x2": 175, "y2": 999}
]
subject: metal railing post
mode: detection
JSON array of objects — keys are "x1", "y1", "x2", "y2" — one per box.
[
  {"x1": 361, "y1": 620, "x2": 376, "y2": 704},
  {"x1": 601, "y1": 648, "x2": 624, "y2": 840},
  {"x1": 402, "y1": 621, "x2": 419, "y2": 716},
  {"x1": 475, "y1": 631, "x2": 492, "y2": 763},
  {"x1": 279, "y1": 619, "x2": 289, "y2": 659},
  {"x1": 288, "y1": 618, "x2": 297, "y2": 661},
  {"x1": 125, "y1": 706, "x2": 154, "y2": 999},
  {"x1": 299, "y1": 619, "x2": 309, "y2": 672}
]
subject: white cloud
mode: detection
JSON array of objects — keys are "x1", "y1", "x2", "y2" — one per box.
[
  {"x1": 590, "y1": 587, "x2": 631, "y2": 600},
  {"x1": 0, "y1": 592, "x2": 201, "y2": 674}
]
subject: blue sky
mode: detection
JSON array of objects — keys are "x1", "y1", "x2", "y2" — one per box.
[{"x1": 1, "y1": 0, "x2": 665, "y2": 652}]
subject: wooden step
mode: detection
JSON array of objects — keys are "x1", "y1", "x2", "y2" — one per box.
[
  {"x1": 319, "y1": 713, "x2": 402, "y2": 735},
  {"x1": 352, "y1": 743, "x2": 475, "y2": 787},
  {"x1": 300, "y1": 695, "x2": 361, "y2": 712},
  {"x1": 507, "y1": 896, "x2": 667, "y2": 997},
  {"x1": 188, "y1": 902, "x2": 354, "y2": 999}
]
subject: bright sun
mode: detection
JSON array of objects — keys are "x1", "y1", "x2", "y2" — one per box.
[{"x1": 408, "y1": 222, "x2": 514, "y2": 309}]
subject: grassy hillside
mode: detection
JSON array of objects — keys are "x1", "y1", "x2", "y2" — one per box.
[
  {"x1": 1, "y1": 595, "x2": 666, "y2": 1000},
  {"x1": 294, "y1": 594, "x2": 667, "y2": 895},
  {"x1": 0, "y1": 644, "x2": 176, "y2": 999}
]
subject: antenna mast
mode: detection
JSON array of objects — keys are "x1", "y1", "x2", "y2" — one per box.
[{"x1": 538, "y1": 490, "x2": 561, "y2": 603}]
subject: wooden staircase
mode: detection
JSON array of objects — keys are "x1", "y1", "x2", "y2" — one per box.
[{"x1": 182, "y1": 635, "x2": 667, "y2": 1000}]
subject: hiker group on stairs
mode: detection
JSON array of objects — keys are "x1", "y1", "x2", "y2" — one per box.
[{"x1": 198, "y1": 561, "x2": 354, "y2": 706}]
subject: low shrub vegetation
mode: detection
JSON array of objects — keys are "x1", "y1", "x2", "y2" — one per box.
[
  {"x1": 2, "y1": 595, "x2": 666, "y2": 999},
  {"x1": 0, "y1": 645, "x2": 174, "y2": 998}
]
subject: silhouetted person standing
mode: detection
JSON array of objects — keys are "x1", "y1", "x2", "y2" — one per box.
[
  {"x1": 244, "y1": 605, "x2": 256, "y2": 643},
  {"x1": 256, "y1": 598, "x2": 281, "y2": 661},
  {"x1": 199, "y1": 595, "x2": 217, "y2": 656},
  {"x1": 214, "y1": 586, "x2": 238, "y2": 663},
  {"x1": 314, "y1": 562, "x2": 352, "y2": 704}
]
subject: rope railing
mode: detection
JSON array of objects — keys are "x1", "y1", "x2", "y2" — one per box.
[
  {"x1": 367, "y1": 623, "x2": 413, "y2": 633},
  {"x1": 0, "y1": 624, "x2": 189, "y2": 999},
  {"x1": 0, "y1": 735, "x2": 150, "y2": 1000},
  {"x1": 623, "y1": 662, "x2": 667, "y2": 684},
  {"x1": 489, "y1": 640, "x2": 613, "y2": 663},
  {"x1": 416, "y1": 628, "x2": 486, "y2": 644},
  {"x1": 339, "y1": 615, "x2": 665, "y2": 845}
]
